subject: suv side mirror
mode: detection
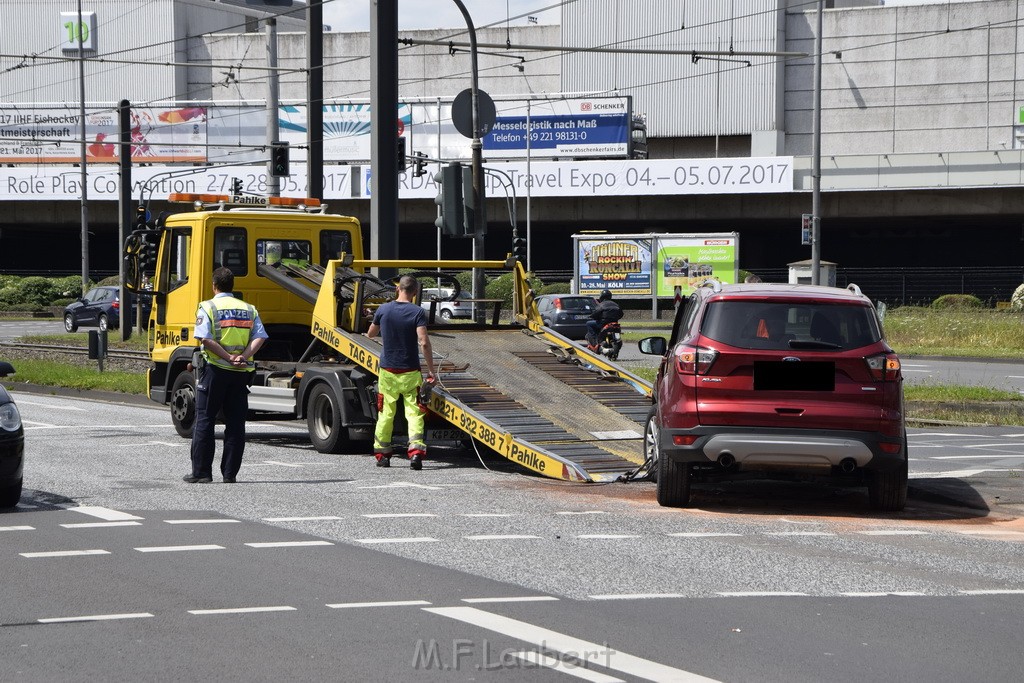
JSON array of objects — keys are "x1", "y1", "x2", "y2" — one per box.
[
  {"x1": 638, "y1": 336, "x2": 667, "y2": 355},
  {"x1": 0, "y1": 361, "x2": 15, "y2": 378}
]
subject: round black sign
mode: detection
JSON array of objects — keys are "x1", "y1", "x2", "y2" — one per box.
[{"x1": 451, "y1": 88, "x2": 497, "y2": 139}]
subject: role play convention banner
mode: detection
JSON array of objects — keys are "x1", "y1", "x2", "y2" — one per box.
[
  {"x1": 574, "y1": 233, "x2": 739, "y2": 299},
  {"x1": 0, "y1": 105, "x2": 206, "y2": 163}
]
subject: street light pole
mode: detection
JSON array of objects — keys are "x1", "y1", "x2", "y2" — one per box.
[
  {"x1": 451, "y1": 0, "x2": 486, "y2": 311},
  {"x1": 77, "y1": 0, "x2": 89, "y2": 295},
  {"x1": 811, "y1": 0, "x2": 824, "y2": 285}
]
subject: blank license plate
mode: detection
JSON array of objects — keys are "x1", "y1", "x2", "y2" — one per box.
[{"x1": 754, "y1": 361, "x2": 835, "y2": 391}]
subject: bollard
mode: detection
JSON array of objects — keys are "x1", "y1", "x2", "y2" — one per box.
[{"x1": 88, "y1": 329, "x2": 108, "y2": 372}]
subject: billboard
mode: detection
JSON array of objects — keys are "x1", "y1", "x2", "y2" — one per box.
[
  {"x1": 0, "y1": 105, "x2": 207, "y2": 163},
  {"x1": 574, "y1": 233, "x2": 739, "y2": 300}
]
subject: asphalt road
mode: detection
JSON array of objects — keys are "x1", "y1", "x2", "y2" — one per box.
[{"x1": 2, "y1": 393, "x2": 1022, "y2": 681}]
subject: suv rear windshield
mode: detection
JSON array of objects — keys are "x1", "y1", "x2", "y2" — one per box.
[{"x1": 701, "y1": 300, "x2": 882, "y2": 350}]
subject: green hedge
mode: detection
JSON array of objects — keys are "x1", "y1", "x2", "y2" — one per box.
[
  {"x1": 0, "y1": 275, "x2": 88, "y2": 311},
  {"x1": 931, "y1": 294, "x2": 984, "y2": 309}
]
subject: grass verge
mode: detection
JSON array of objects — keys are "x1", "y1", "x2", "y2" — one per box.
[{"x1": 4, "y1": 358, "x2": 147, "y2": 394}]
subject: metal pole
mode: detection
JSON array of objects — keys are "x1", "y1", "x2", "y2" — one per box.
[
  {"x1": 77, "y1": 0, "x2": 89, "y2": 295},
  {"x1": 811, "y1": 0, "x2": 824, "y2": 285},
  {"x1": 118, "y1": 100, "x2": 132, "y2": 341},
  {"x1": 451, "y1": 0, "x2": 486, "y2": 316},
  {"x1": 306, "y1": 1, "x2": 324, "y2": 200},
  {"x1": 369, "y1": 1, "x2": 400, "y2": 278},
  {"x1": 266, "y1": 17, "x2": 280, "y2": 197},
  {"x1": 526, "y1": 101, "x2": 532, "y2": 272}
]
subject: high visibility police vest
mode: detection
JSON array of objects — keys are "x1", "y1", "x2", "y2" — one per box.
[{"x1": 199, "y1": 296, "x2": 257, "y2": 372}]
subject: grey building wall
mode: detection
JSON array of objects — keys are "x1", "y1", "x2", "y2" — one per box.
[{"x1": 785, "y1": 0, "x2": 1024, "y2": 156}]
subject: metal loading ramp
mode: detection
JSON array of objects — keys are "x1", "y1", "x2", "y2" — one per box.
[{"x1": 427, "y1": 329, "x2": 649, "y2": 482}]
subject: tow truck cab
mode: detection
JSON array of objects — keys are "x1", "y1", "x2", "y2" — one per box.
[{"x1": 130, "y1": 193, "x2": 363, "y2": 408}]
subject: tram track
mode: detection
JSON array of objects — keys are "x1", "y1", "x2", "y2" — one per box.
[{"x1": 0, "y1": 340, "x2": 150, "y2": 362}]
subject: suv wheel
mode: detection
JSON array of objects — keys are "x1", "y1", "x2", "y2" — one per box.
[
  {"x1": 643, "y1": 408, "x2": 659, "y2": 482},
  {"x1": 868, "y1": 438, "x2": 908, "y2": 512},
  {"x1": 64, "y1": 313, "x2": 78, "y2": 333},
  {"x1": 98, "y1": 314, "x2": 109, "y2": 332},
  {"x1": 653, "y1": 419, "x2": 692, "y2": 507},
  {"x1": 439, "y1": 309, "x2": 453, "y2": 321}
]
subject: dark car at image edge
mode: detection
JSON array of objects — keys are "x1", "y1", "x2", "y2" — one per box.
[
  {"x1": 640, "y1": 281, "x2": 907, "y2": 511},
  {"x1": 0, "y1": 361, "x2": 24, "y2": 509}
]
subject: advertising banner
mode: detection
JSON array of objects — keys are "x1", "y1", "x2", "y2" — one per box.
[
  {"x1": 655, "y1": 235, "x2": 739, "y2": 297},
  {"x1": 482, "y1": 98, "x2": 630, "y2": 158},
  {"x1": 575, "y1": 237, "x2": 653, "y2": 296},
  {"x1": 277, "y1": 103, "x2": 412, "y2": 161},
  {"x1": 0, "y1": 105, "x2": 207, "y2": 163}
]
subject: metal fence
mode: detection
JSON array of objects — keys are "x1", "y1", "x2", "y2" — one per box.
[{"x1": 533, "y1": 267, "x2": 1024, "y2": 308}]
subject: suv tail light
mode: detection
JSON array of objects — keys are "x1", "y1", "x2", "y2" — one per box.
[
  {"x1": 675, "y1": 344, "x2": 718, "y2": 375},
  {"x1": 112, "y1": 298, "x2": 120, "y2": 311},
  {"x1": 865, "y1": 353, "x2": 901, "y2": 381}
]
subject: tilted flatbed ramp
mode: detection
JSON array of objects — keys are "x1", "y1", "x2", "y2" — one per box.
[{"x1": 303, "y1": 259, "x2": 653, "y2": 482}]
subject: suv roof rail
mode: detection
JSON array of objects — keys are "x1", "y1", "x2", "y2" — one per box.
[{"x1": 846, "y1": 283, "x2": 863, "y2": 296}]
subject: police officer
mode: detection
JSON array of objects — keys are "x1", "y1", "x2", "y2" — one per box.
[{"x1": 184, "y1": 267, "x2": 268, "y2": 484}]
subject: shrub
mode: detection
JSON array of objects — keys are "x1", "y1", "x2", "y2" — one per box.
[
  {"x1": 5, "y1": 302, "x2": 44, "y2": 312},
  {"x1": 539, "y1": 282, "x2": 571, "y2": 295},
  {"x1": 50, "y1": 298, "x2": 76, "y2": 307},
  {"x1": 931, "y1": 294, "x2": 984, "y2": 309}
]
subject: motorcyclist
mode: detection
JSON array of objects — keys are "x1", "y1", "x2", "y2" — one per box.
[{"x1": 587, "y1": 289, "x2": 623, "y2": 347}]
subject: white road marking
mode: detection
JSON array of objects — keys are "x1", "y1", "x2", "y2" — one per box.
[
  {"x1": 461, "y1": 513, "x2": 513, "y2": 518},
  {"x1": 60, "y1": 521, "x2": 142, "y2": 529},
  {"x1": 118, "y1": 441, "x2": 183, "y2": 448},
  {"x1": 0, "y1": 525, "x2": 34, "y2": 531},
  {"x1": 858, "y1": 530, "x2": 930, "y2": 536},
  {"x1": 913, "y1": 432, "x2": 972, "y2": 437},
  {"x1": 840, "y1": 592, "x2": 926, "y2": 597},
  {"x1": 326, "y1": 600, "x2": 432, "y2": 609},
  {"x1": 69, "y1": 506, "x2": 143, "y2": 521},
  {"x1": 668, "y1": 532, "x2": 742, "y2": 538},
  {"x1": 462, "y1": 596, "x2": 560, "y2": 604},
  {"x1": 717, "y1": 592, "x2": 809, "y2": 597},
  {"x1": 22, "y1": 420, "x2": 58, "y2": 428},
  {"x1": 910, "y1": 469, "x2": 1004, "y2": 478},
  {"x1": 164, "y1": 518, "x2": 241, "y2": 525},
  {"x1": 589, "y1": 593, "x2": 684, "y2": 600},
  {"x1": 955, "y1": 529, "x2": 1024, "y2": 536},
  {"x1": 361, "y1": 513, "x2": 437, "y2": 518},
  {"x1": 188, "y1": 606, "x2": 296, "y2": 615},
  {"x1": 959, "y1": 589, "x2": 1024, "y2": 595},
  {"x1": 38, "y1": 612, "x2": 153, "y2": 624},
  {"x1": 357, "y1": 482, "x2": 442, "y2": 490},
  {"x1": 135, "y1": 544, "x2": 225, "y2": 553},
  {"x1": 766, "y1": 531, "x2": 835, "y2": 537},
  {"x1": 999, "y1": 433, "x2": 1024, "y2": 438},
  {"x1": 356, "y1": 537, "x2": 439, "y2": 544},
  {"x1": 425, "y1": 606, "x2": 722, "y2": 683},
  {"x1": 464, "y1": 534, "x2": 542, "y2": 541},
  {"x1": 15, "y1": 400, "x2": 86, "y2": 411},
  {"x1": 263, "y1": 516, "x2": 343, "y2": 522},
  {"x1": 514, "y1": 651, "x2": 626, "y2": 683},
  {"x1": 21, "y1": 549, "x2": 110, "y2": 558},
  {"x1": 577, "y1": 534, "x2": 640, "y2": 539},
  {"x1": 244, "y1": 541, "x2": 334, "y2": 548},
  {"x1": 556, "y1": 510, "x2": 606, "y2": 516},
  {"x1": 264, "y1": 460, "x2": 302, "y2": 468}
]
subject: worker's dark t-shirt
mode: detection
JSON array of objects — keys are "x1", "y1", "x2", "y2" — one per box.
[{"x1": 373, "y1": 301, "x2": 427, "y2": 371}]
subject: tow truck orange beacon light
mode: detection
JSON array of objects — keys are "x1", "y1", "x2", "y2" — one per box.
[
  {"x1": 268, "y1": 196, "x2": 321, "y2": 208},
  {"x1": 166, "y1": 193, "x2": 320, "y2": 210}
]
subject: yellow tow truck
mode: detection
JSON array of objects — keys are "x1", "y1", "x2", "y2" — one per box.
[{"x1": 124, "y1": 193, "x2": 653, "y2": 482}]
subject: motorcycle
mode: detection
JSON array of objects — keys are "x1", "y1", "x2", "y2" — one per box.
[{"x1": 587, "y1": 321, "x2": 623, "y2": 360}]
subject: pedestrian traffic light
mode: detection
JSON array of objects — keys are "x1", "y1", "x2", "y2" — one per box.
[
  {"x1": 434, "y1": 162, "x2": 464, "y2": 237},
  {"x1": 512, "y1": 231, "x2": 527, "y2": 263},
  {"x1": 461, "y1": 165, "x2": 485, "y2": 236},
  {"x1": 412, "y1": 151, "x2": 428, "y2": 178},
  {"x1": 270, "y1": 141, "x2": 290, "y2": 177},
  {"x1": 397, "y1": 137, "x2": 407, "y2": 172}
]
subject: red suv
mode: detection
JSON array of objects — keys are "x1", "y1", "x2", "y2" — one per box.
[{"x1": 640, "y1": 281, "x2": 907, "y2": 511}]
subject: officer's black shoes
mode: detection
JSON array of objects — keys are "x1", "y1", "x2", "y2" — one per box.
[
  {"x1": 409, "y1": 454, "x2": 423, "y2": 471},
  {"x1": 183, "y1": 474, "x2": 213, "y2": 483},
  {"x1": 223, "y1": 477, "x2": 236, "y2": 483},
  {"x1": 375, "y1": 454, "x2": 391, "y2": 468}
]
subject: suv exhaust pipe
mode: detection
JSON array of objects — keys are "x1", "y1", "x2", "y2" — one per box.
[
  {"x1": 839, "y1": 458, "x2": 857, "y2": 474},
  {"x1": 718, "y1": 452, "x2": 736, "y2": 469}
]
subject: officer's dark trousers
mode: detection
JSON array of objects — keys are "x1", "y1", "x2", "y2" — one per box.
[{"x1": 190, "y1": 365, "x2": 250, "y2": 480}]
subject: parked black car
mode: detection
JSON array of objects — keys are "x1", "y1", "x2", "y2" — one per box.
[
  {"x1": 0, "y1": 361, "x2": 23, "y2": 509},
  {"x1": 63, "y1": 286, "x2": 149, "y2": 332},
  {"x1": 534, "y1": 294, "x2": 597, "y2": 340}
]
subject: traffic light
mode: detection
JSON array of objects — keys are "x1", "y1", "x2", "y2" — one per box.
[
  {"x1": 134, "y1": 205, "x2": 148, "y2": 231},
  {"x1": 434, "y1": 162, "x2": 464, "y2": 237},
  {"x1": 512, "y1": 230, "x2": 527, "y2": 263},
  {"x1": 461, "y1": 164, "x2": 485, "y2": 236},
  {"x1": 412, "y1": 151, "x2": 428, "y2": 178},
  {"x1": 138, "y1": 234, "x2": 159, "y2": 274},
  {"x1": 397, "y1": 137, "x2": 407, "y2": 172},
  {"x1": 270, "y1": 141, "x2": 290, "y2": 177},
  {"x1": 231, "y1": 177, "x2": 243, "y2": 196}
]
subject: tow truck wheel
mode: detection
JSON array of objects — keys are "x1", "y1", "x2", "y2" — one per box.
[
  {"x1": 64, "y1": 313, "x2": 77, "y2": 333},
  {"x1": 307, "y1": 383, "x2": 350, "y2": 454},
  {"x1": 0, "y1": 478, "x2": 22, "y2": 508},
  {"x1": 170, "y1": 371, "x2": 196, "y2": 438}
]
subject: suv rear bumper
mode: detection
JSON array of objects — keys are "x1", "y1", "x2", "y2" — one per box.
[{"x1": 659, "y1": 426, "x2": 904, "y2": 472}]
